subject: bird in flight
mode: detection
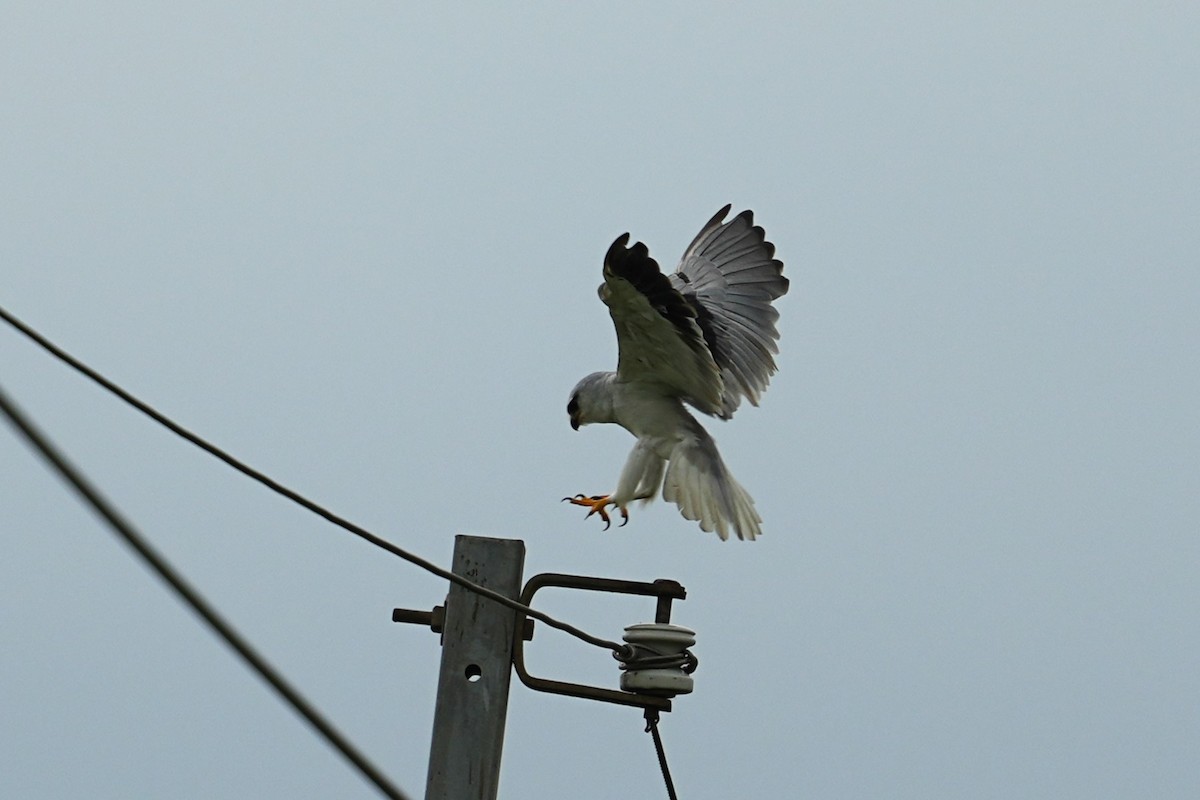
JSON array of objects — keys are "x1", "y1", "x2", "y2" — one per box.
[{"x1": 564, "y1": 205, "x2": 789, "y2": 540}]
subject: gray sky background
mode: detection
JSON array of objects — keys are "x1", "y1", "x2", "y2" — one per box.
[{"x1": 3, "y1": 4, "x2": 1197, "y2": 798}]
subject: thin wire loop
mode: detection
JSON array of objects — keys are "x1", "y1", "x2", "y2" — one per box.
[
  {"x1": 617, "y1": 645, "x2": 700, "y2": 674},
  {"x1": 0, "y1": 304, "x2": 632, "y2": 660},
  {"x1": 0, "y1": 383, "x2": 413, "y2": 800}
]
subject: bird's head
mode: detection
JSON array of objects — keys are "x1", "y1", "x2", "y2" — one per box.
[
  {"x1": 567, "y1": 394, "x2": 581, "y2": 430},
  {"x1": 567, "y1": 371, "x2": 616, "y2": 430}
]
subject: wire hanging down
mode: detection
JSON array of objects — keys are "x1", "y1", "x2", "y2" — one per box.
[
  {"x1": 0, "y1": 304, "x2": 632, "y2": 661},
  {"x1": 0, "y1": 383, "x2": 412, "y2": 800},
  {"x1": 645, "y1": 709, "x2": 680, "y2": 800}
]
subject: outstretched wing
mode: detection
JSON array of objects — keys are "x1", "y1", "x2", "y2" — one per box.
[
  {"x1": 600, "y1": 234, "x2": 725, "y2": 415},
  {"x1": 670, "y1": 206, "x2": 789, "y2": 418}
]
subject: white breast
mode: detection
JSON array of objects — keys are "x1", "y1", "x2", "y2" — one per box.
[{"x1": 610, "y1": 380, "x2": 696, "y2": 452}]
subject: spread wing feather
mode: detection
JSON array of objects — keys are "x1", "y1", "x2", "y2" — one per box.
[
  {"x1": 670, "y1": 206, "x2": 789, "y2": 418},
  {"x1": 600, "y1": 235, "x2": 725, "y2": 414},
  {"x1": 599, "y1": 207, "x2": 788, "y2": 419}
]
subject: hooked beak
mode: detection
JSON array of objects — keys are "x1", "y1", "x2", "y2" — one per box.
[{"x1": 570, "y1": 413, "x2": 580, "y2": 431}]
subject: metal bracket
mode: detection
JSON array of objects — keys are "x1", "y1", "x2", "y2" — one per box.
[
  {"x1": 511, "y1": 573, "x2": 686, "y2": 712},
  {"x1": 392, "y1": 604, "x2": 446, "y2": 633}
]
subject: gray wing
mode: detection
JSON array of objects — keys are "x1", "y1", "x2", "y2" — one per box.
[
  {"x1": 670, "y1": 206, "x2": 789, "y2": 419},
  {"x1": 599, "y1": 234, "x2": 726, "y2": 414}
]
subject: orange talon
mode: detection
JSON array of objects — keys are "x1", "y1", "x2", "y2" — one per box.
[{"x1": 562, "y1": 494, "x2": 628, "y2": 530}]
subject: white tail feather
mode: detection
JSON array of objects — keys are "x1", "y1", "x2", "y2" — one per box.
[{"x1": 662, "y1": 437, "x2": 762, "y2": 541}]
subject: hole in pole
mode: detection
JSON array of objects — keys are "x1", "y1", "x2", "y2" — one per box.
[{"x1": 465, "y1": 663, "x2": 482, "y2": 682}]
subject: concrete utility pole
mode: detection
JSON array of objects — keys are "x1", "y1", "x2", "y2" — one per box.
[{"x1": 424, "y1": 535, "x2": 525, "y2": 800}]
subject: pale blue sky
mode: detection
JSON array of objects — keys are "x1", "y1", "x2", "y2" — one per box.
[{"x1": 3, "y1": 4, "x2": 1198, "y2": 798}]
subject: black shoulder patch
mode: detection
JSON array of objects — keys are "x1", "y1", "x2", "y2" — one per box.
[{"x1": 604, "y1": 233, "x2": 697, "y2": 339}]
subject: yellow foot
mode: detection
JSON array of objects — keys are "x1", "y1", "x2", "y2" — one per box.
[{"x1": 562, "y1": 494, "x2": 629, "y2": 530}]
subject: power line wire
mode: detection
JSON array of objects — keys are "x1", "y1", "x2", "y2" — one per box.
[
  {"x1": 0, "y1": 382, "x2": 412, "y2": 800},
  {"x1": 0, "y1": 304, "x2": 632, "y2": 659},
  {"x1": 645, "y1": 709, "x2": 680, "y2": 800}
]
